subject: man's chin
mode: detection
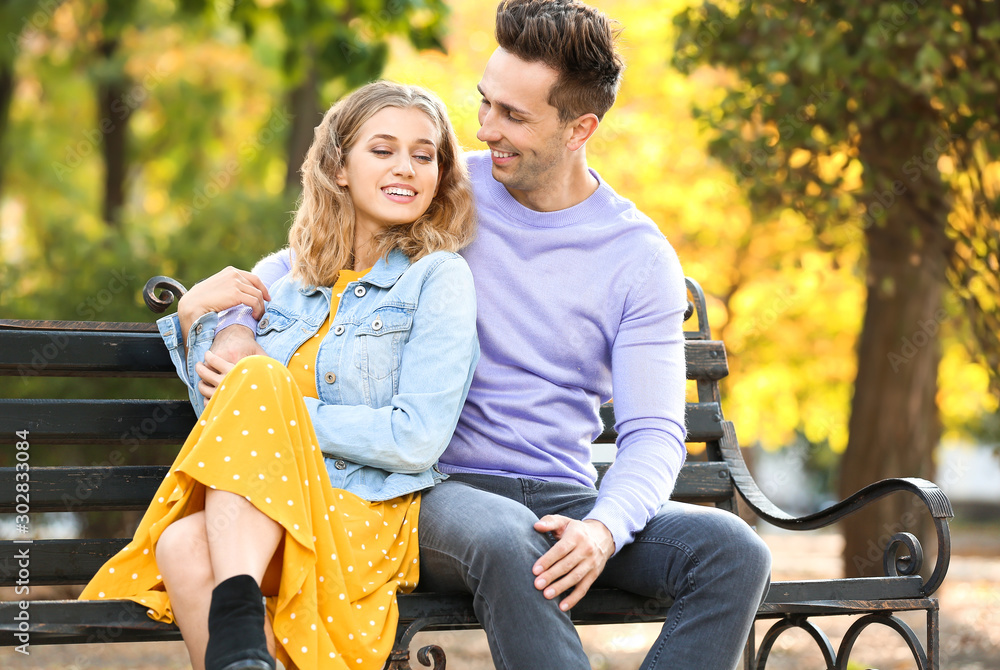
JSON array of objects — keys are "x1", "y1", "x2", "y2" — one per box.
[{"x1": 490, "y1": 164, "x2": 520, "y2": 187}]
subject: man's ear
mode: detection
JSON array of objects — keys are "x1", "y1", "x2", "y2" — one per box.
[{"x1": 566, "y1": 114, "x2": 600, "y2": 152}]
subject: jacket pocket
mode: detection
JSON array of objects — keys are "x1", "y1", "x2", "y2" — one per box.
[{"x1": 356, "y1": 306, "x2": 413, "y2": 382}]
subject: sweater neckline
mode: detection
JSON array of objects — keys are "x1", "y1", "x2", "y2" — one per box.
[{"x1": 481, "y1": 156, "x2": 617, "y2": 229}]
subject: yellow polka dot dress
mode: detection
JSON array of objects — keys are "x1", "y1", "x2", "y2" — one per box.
[{"x1": 80, "y1": 269, "x2": 421, "y2": 670}]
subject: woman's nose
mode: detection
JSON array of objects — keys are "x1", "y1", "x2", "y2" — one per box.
[{"x1": 392, "y1": 157, "x2": 415, "y2": 176}]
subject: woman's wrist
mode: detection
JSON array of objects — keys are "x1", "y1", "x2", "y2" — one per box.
[{"x1": 177, "y1": 294, "x2": 205, "y2": 346}]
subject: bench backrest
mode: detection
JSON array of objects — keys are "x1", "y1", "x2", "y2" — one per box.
[{"x1": 0, "y1": 278, "x2": 734, "y2": 587}]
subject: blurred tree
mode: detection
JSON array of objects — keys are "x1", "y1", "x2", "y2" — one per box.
[
  {"x1": 673, "y1": 1, "x2": 1000, "y2": 575},
  {"x1": 0, "y1": 1, "x2": 39, "y2": 200},
  {"x1": 180, "y1": 0, "x2": 450, "y2": 192}
]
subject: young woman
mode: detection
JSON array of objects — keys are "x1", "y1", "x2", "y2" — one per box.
[{"x1": 80, "y1": 81, "x2": 479, "y2": 670}]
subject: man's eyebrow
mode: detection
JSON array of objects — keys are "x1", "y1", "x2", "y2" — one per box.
[
  {"x1": 368, "y1": 133, "x2": 437, "y2": 148},
  {"x1": 477, "y1": 84, "x2": 532, "y2": 119}
]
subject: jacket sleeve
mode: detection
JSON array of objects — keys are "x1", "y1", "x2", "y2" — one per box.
[
  {"x1": 304, "y1": 257, "x2": 480, "y2": 473},
  {"x1": 156, "y1": 311, "x2": 218, "y2": 417},
  {"x1": 158, "y1": 248, "x2": 293, "y2": 417}
]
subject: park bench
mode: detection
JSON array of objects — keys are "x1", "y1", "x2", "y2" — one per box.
[{"x1": 1, "y1": 276, "x2": 954, "y2": 669}]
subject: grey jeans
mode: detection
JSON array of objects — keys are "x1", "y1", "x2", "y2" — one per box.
[{"x1": 416, "y1": 473, "x2": 771, "y2": 670}]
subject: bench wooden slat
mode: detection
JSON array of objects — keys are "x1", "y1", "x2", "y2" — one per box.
[
  {"x1": 0, "y1": 399, "x2": 195, "y2": 445},
  {"x1": 0, "y1": 328, "x2": 175, "y2": 378},
  {"x1": 0, "y1": 399, "x2": 723, "y2": 445},
  {"x1": 0, "y1": 576, "x2": 927, "y2": 646},
  {"x1": 0, "y1": 466, "x2": 169, "y2": 513},
  {"x1": 0, "y1": 462, "x2": 732, "y2": 515},
  {"x1": 599, "y1": 401, "x2": 722, "y2": 442},
  {"x1": 0, "y1": 539, "x2": 129, "y2": 586},
  {"x1": 0, "y1": 325, "x2": 727, "y2": 381}
]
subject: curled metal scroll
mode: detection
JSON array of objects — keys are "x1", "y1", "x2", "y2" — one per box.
[
  {"x1": 835, "y1": 613, "x2": 929, "y2": 670},
  {"x1": 883, "y1": 532, "x2": 924, "y2": 577},
  {"x1": 386, "y1": 616, "x2": 455, "y2": 670},
  {"x1": 756, "y1": 616, "x2": 836, "y2": 670},
  {"x1": 143, "y1": 276, "x2": 188, "y2": 314},
  {"x1": 684, "y1": 277, "x2": 711, "y2": 339},
  {"x1": 416, "y1": 645, "x2": 446, "y2": 668}
]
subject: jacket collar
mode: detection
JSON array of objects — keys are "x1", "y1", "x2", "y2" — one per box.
[
  {"x1": 361, "y1": 248, "x2": 411, "y2": 288},
  {"x1": 297, "y1": 248, "x2": 410, "y2": 295}
]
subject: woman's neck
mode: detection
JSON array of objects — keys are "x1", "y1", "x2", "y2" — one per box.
[{"x1": 352, "y1": 228, "x2": 379, "y2": 272}]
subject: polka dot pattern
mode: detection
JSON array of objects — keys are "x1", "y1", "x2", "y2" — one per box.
[{"x1": 79, "y1": 294, "x2": 419, "y2": 670}]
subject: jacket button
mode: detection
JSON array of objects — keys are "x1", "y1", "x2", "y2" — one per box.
[
  {"x1": 372, "y1": 318, "x2": 383, "y2": 331},
  {"x1": 354, "y1": 285, "x2": 366, "y2": 297},
  {"x1": 334, "y1": 459, "x2": 347, "y2": 470},
  {"x1": 334, "y1": 325, "x2": 345, "y2": 336},
  {"x1": 324, "y1": 372, "x2": 336, "y2": 384},
  {"x1": 259, "y1": 317, "x2": 269, "y2": 330},
  {"x1": 195, "y1": 324, "x2": 203, "y2": 335}
]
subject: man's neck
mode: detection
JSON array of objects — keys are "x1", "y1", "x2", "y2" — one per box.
[{"x1": 506, "y1": 162, "x2": 600, "y2": 213}]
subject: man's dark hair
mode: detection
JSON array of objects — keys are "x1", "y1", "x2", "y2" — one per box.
[{"x1": 495, "y1": 0, "x2": 624, "y2": 122}]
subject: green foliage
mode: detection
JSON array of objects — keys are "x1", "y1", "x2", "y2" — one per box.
[
  {"x1": 0, "y1": 0, "x2": 450, "y2": 487},
  {"x1": 182, "y1": 0, "x2": 450, "y2": 95},
  {"x1": 672, "y1": 0, "x2": 1000, "y2": 399}
]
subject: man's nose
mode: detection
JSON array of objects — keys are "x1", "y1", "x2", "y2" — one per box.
[{"x1": 477, "y1": 110, "x2": 500, "y2": 143}]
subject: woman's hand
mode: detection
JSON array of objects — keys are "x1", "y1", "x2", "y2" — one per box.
[
  {"x1": 195, "y1": 349, "x2": 242, "y2": 400},
  {"x1": 197, "y1": 326, "x2": 267, "y2": 400},
  {"x1": 177, "y1": 267, "x2": 271, "y2": 344}
]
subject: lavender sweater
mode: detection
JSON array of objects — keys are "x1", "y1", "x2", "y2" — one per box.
[{"x1": 220, "y1": 151, "x2": 688, "y2": 552}]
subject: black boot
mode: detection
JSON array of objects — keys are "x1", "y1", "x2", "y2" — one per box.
[{"x1": 204, "y1": 574, "x2": 275, "y2": 670}]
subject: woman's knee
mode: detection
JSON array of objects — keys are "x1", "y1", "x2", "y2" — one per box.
[{"x1": 156, "y1": 513, "x2": 210, "y2": 576}]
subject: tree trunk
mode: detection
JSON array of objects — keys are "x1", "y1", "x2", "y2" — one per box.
[
  {"x1": 0, "y1": 62, "x2": 14, "y2": 200},
  {"x1": 284, "y1": 60, "x2": 321, "y2": 193},
  {"x1": 96, "y1": 38, "x2": 131, "y2": 228},
  {"x1": 839, "y1": 128, "x2": 953, "y2": 578}
]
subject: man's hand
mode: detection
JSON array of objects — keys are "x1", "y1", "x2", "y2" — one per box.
[
  {"x1": 532, "y1": 516, "x2": 615, "y2": 611},
  {"x1": 196, "y1": 325, "x2": 265, "y2": 400}
]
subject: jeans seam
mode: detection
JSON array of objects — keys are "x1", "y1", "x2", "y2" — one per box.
[{"x1": 646, "y1": 596, "x2": 683, "y2": 667}]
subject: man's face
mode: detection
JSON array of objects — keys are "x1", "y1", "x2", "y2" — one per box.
[{"x1": 476, "y1": 48, "x2": 570, "y2": 196}]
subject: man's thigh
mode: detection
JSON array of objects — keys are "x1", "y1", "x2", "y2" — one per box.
[
  {"x1": 596, "y1": 500, "x2": 759, "y2": 598},
  {"x1": 415, "y1": 476, "x2": 551, "y2": 593}
]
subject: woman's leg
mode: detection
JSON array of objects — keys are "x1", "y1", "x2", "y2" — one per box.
[
  {"x1": 203, "y1": 488, "x2": 283, "y2": 583},
  {"x1": 157, "y1": 512, "x2": 214, "y2": 670},
  {"x1": 158, "y1": 497, "x2": 283, "y2": 669}
]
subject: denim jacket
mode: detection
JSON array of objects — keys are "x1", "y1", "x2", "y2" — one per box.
[{"x1": 157, "y1": 248, "x2": 480, "y2": 501}]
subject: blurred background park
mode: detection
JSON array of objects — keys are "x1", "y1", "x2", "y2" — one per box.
[{"x1": 1, "y1": 0, "x2": 999, "y2": 667}]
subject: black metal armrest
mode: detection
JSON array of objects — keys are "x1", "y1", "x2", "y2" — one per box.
[
  {"x1": 717, "y1": 421, "x2": 954, "y2": 597},
  {"x1": 143, "y1": 276, "x2": 187, "y2": 314}
]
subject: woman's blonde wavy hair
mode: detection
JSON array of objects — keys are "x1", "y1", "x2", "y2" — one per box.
[{"x1": 288, "y1": 80, "x2": 476, "y2": 287}]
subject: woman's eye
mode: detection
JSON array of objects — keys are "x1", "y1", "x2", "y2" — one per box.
[
  {"x1": 414, "y1": 154, "x2": 435, "y2": 163},
  {"x1": 372, "y1": 149, "x2": 392, "y2": 157}
]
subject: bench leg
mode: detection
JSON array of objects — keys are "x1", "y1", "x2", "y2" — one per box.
[
  {"x1": 743, "y1": 621, "x2": 756, "y2": 670},
  {"x1": 926, "y1": 603, "x2": 939, "y2": 670}
]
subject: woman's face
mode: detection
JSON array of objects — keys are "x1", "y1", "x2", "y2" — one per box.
[{"x1": 337, "y1": 106, "x2": 442, "y2": 236}]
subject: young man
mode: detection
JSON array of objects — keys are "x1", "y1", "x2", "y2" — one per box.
[{"x1": 202, "y1": 1, "x2": 770, "y2": 667}]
